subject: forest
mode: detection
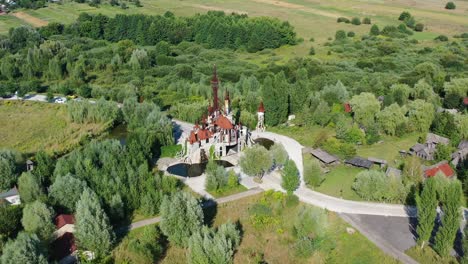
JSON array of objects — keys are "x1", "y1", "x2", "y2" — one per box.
[{"x1": 0, "y1": 7, "x2": 467, "y2": 264}]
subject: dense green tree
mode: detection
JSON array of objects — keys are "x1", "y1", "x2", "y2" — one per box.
[
  {"x1": 239, "y1": 145, "x2": 273, "y2": 179},
  {"x1": 416, "y1": 177, "x2": 438, "y2": 249},
  {"x1": 21, "y1": 201, "x2": 55, "y2": 241},
  {"x1": 0, "y1": 150, "x2": 18, "y2": 190},
  {"x1": 114, "y1": 225, "x2": 164, "y2": 263},
  {"x1": 18, "y1": 172, "x2": 43, "y2": 203},
  {"x1": 270, "y1": 143, "x2": 288, "y2": 167},
  {"x1": 0, "y1": 233, "x2": 47, "y2": 264},
  {"x1": 304, "y1": 158, "x2": 323, "y2": 187},
  {"x1": 349, "y1": 92, "x2": 381, "y2": 128},
  {"x1": 49, "y1": 174, "x2": 87, "y2": 212},
  {"x1": 262, "y1": 72, "x2": 289, "y2": 126},
  {"x1": 205, "y1": 161, "x2": 228, "y2": 192},
  {"x1": 335, "y1": 30, "x2": 346, "y2": 41},
  {"x1": 390, "y1": 84, "x2": 410, "y2": 106},
  {"x1": 408, "y1": 99, "x2": 434, "y2": 132},
  {"x1": 187, "y1": 223, "x2": 240, "y2": 264},
  {"x1": 370, "y1": 24, "x2": 380, "y2": 35},
  {"x1": 445, "y1": 2, "x2": 456, "y2": 9},
  {"x1": 399, "y1": 11, "x2": 412, "y2": 21},
  {"x1": 75, "y1": 189, "x2": 114, "y2": 257},
  {"x1": 0, "y1": 204, "x2": 22, "y2": 240},
  {"x1": 434, "y1": 181, "x2": 463, "y2": 257},
  {"x1": 160, "y1": 192, "x2": 204, "y2": 247},
  {"x1": 281, "y1": 159, "x2": 300, "y2": 194},
  {"x1": 402, "y1": 156, "x2": 423, "y2": 184},
  {"x1": 352, "y1": 170, "x2": 407, "y2": 202},
  {"x1": 376, "y1": 103, "x2": 407, "y2": 136},
  {"x1": 33, "y1": 150, "x2": 55, "y2": 186},
  {"x1": 312, "y1": 101, "x2": 331, "y2": 126},
  {"x1": 454, "y1": 114, "x2": 468, "y2": 139}
]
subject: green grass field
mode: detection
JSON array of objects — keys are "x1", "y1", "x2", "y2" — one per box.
[
  {"x1": 1, "y1": 0, "x2": 466, "y2": 59},
  {"x1": 159, "y1": 193, "x2": 398, "y2": 264},
  {"x1": 405, "y1": 246, "x2": 458, "y2": 264},
  {"x1": 0, "y1": 100, "x2": 108, "y2": 155},
  {"x1": 269, "y1": 125, "x2": 335, "y2": 147},
  {"x1": 0, "y1": 15, "x2": 27, "y2": 34},
  {"x1": 314, "y1": 164, "x2": 364, "y2": 201}
]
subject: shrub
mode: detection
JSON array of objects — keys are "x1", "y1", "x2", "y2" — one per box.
[
  {"x1": 399, "y1": 11, "x2": 411, "y2": 21},
  {"x1": 309, "y1": 47, "x2": 315, "y2": 55},
  {"x1": 351, "y1": 17, "x2": 361, "y2": 25},
  {"x1": 370, "y1": 24, "x2": 380, "y2": 36},
  {"x1": 337, "y1": 17, "x2": 350, "y2": 23},
  {"x1": 304, "y1": 157, "x2": 323, "y2": 187},
  {"x1": 347, "y1": 31, "x2": 355, "y2": 37},
  {"x1": 281, "y1": 160, "x2": 300, "y2": 194},
  {"x1": 227, "y1": 170, "x2": 239, "y2": 188},
  {"x1": 309, "y1": 37, "x2": 315, "y2": 42},
  {"x1": 362, "y1": 17, "x2": 371, "y2": 24},
  {"x1": 335, "y1": 30, "x2": 347, "y2": 41},
  {"x1": 414, "y1": 23, "x2": 424, "y2": 32},
  {"x1": 434, "y1": 35, "x2": 448, "y2": 41},
  {"x1": 352, "y1": 170, "x2": 407, "y2": 203},
  {"x1": 445, "y1": 2, "x2": 456, "y2": 9},
  {"x1": 205, "y1": 161, "x2": 228, "y2": 192}
]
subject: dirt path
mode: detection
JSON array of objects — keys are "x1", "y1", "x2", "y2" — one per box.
[
  {"x1": 252, "y1": 0, "x2": 340, "y2": 19},
  {"x1": 191, "y1": 4, "x2": 248, "y2": 15},
  {"x1": 12, "y1": 12, "x2": 48, "y2": 27}
]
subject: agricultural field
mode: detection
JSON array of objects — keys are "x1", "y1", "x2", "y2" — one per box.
[
  {"x1": 2, "y1": 0, "x2": 467, "y2": 59},
  {"x1": 0, "y1": 100, "x2": 109, "y2": 155}
]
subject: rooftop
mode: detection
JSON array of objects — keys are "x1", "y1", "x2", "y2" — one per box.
[
  {"x1": 424, "y1": 161, "x2": 455, "y2": 178},
  {"x1": 0, "y1": 187, "x2": 18, "y2": 199},
  {"x1": 345, "y1": 157, "x2": 373, "y2": 169},
  {"x1": 55, "y1": 214, "x2": 75, "y2": 229},
  {"x1": 309, "y1": 148, "x2": 339, "y2": 164}
]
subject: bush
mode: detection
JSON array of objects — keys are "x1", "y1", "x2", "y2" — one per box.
[
  {"x1": 370, "y1": 24, "x2": 380, "y2": 36},
  {"x1": 304, "y1": 157, "x2": 323, "y2": 187},
  {"x1": 362, "y1": 17, "x2": 371, "y2": 24},
  {"x1": 205, "y1": 161, "x2": 228, "y2": 192},
  {"x1": 434, "y1": 35, "x2": 449, "y2": 41},
  {"x1": 335, "y1": 30, "x2": 347, "y2": 41},
  {"x1": 347, "y1": 31, "x2": 355, "y2": 37},
  {"x1": 414, "y1": 23, "x2": 424, "y2": 32},
  {"x1": 337, "y1": 17, "x2": 350, "y2": 23},
  {"x1": 351, "y1": 17, "x2": 361, "y2": 25},
  {"x1": 399, "y1": 11, "x2": 411, "y2": 21},
  {"x1": 445, "y1": 2, "x2": 456, "y2": 9},
  {"x1": 352, "y1": 170, "x2": 407, "y2": 203},
  {"x1": 309, "y1": 46, "x2": 315, "y2": 55}
]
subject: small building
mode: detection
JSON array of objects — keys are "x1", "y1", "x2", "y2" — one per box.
[
  {"x1": 451, "y1": 140, "x2": 468, "y2": 167},
  {"x1": 409, "y1": 133, "x2": 450, "y2": 161},
  {"x1": 426, "y1": 133, "x2": 450, "y2": 148},
  {"x1": 343, "y1": 102, "x2": 352, "y2": 113},
  {"x1": 54, "y1": 214, "x2": 75, "y2": 238},
  {"x1": 386, "y1": 167, "x2": 402, "y2": 178},
  {"x1": 423, "y1": 161, "x2": 455, "y2": 178},
  {"x1": 26, "y1": 160, "x2": 34, "y2": 171},
  {"x1": 345, "y1": 157, "x2": 373, "y2": 169},
  {"x1": 309, "y1": 148, "x2": 339, "y2": 165},
  {"x1": 0, "y1": 187, "x2": 20, "y2": 205},
  {"x1": 368, "y1": 157, "x2": 387, "y2": 168}
]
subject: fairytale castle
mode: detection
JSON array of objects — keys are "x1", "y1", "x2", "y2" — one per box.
[{"x1": 185, "y1": 66, "x2": 265, "y2": 161}]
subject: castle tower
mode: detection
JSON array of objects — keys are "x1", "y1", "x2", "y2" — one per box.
[
  {"x1": 256, "y1": 101, "x2": 265, "y2": 132},
  {"x1": 224, "y1": 89, "x2": 230, "y2": 115},
  {"x1": 211, "y1": 65, "x2": 219, "y2": 112}
]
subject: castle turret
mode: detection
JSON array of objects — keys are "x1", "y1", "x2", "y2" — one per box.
[
  {"x1": 224, "y1": 89, "x2": 230, "y2": 115},
  {"x1": 256, "y1": 101, "x2": 265, "y2": 132}
]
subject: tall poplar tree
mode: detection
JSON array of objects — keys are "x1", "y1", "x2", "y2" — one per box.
[
  {"x1": 416, "y1": 177, "x2": 437, "y2": 249},
  {"x1": 75, "y1": 189, "x2": 114, "y2": 257},
  {"x1": 434, "y1": 180, "x2": 463, "y2": 257}
]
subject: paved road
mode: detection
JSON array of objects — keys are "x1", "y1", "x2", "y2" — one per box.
[
  {"x1": 340, "y1": 213, "x2": 419, "y2": 264},
  {"x1": 125, "y1": 187, "x2": 264, "y2": 231}
]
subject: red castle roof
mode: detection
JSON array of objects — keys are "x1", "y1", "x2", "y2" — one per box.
[
  {"x1": 215, "y1": 115, "x2": 234, "y2": 130},
  {"x1": 424, "y1": 163, "x2": 455, "y2": 178},
  {"x1": 55, "y1": 214, "x2": 75, "y2": 229},
  {"x1": 258, "y1": 101, "x2": 265, "y2": 113}
]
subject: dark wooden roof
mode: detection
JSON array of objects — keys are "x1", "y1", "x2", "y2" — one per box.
[{"x1": 345, "y1": 157, "x2": 373, "y2": 169}]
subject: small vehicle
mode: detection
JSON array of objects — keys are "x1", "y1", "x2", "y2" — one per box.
[{"x1": 55, "y1": 97, "x2": 67, "y2": 104}]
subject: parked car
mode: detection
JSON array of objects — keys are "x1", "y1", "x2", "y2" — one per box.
[{"x1": 55, "y1": 97, "x2": 67, "y2": 104}]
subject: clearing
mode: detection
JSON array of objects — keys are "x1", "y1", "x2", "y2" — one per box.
[
  {"x1": 11, "y1": 11, "x2": 48, "y2": 27},
  {"x1": 0, "y1": 100, "x2": 109, "y2": 155}
]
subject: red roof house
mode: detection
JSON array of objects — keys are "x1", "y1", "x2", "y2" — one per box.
[
  {"x1": 424, "y1": 162, "x2": 455, "y2": 178},
  {"x1": 463, "y1": 97, "x2": 468, "y2": 106},
  {"x1": 258, "y1": 101, "x2": 265, "y2": 113},
  {"x1": 215, "y1": 115, "x2": 234, "y2": 130},
  {"x1": 55, "y1": 214, "x2": 75, "y2": 229},
  {"x1": 343, "y1": 103, "x2": 352, "y2": 113}
]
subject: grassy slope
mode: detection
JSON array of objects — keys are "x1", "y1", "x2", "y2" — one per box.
[
  {"x1": 160, "y1": 193, "x2": 398, "y2": 264},
  {"x1": 1, "y1": 0, "x2": 465, "y2": 60},
  {"x1": 0, "y1": 15, "x2": 27, "y2": 34},
  {"x1": 0, "y1": 100, "x2": 108, "y2": 155},
  {"x1": 405, "y1": 246, "x2": 458, "y2": 264}
]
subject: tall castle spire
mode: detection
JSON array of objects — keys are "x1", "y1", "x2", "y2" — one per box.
[{"x1": 211, "y1": 65, "x2": 219, "y2": 111}]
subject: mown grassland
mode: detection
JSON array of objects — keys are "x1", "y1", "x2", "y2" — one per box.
[{"x1": 0, "y1": 100, "x2": 108, "y2": 155}]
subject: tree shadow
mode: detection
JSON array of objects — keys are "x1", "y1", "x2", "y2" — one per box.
[{"x1": 202, "y1": 199, "x2": 218, "y2": 228}]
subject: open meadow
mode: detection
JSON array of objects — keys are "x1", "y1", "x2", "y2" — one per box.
[
  {"x1": 2, "y1": 0, "x2": 467, "y2": 58},
  {"x1": 0, "y1": 100, "x2": 109, "y2": 155}
]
